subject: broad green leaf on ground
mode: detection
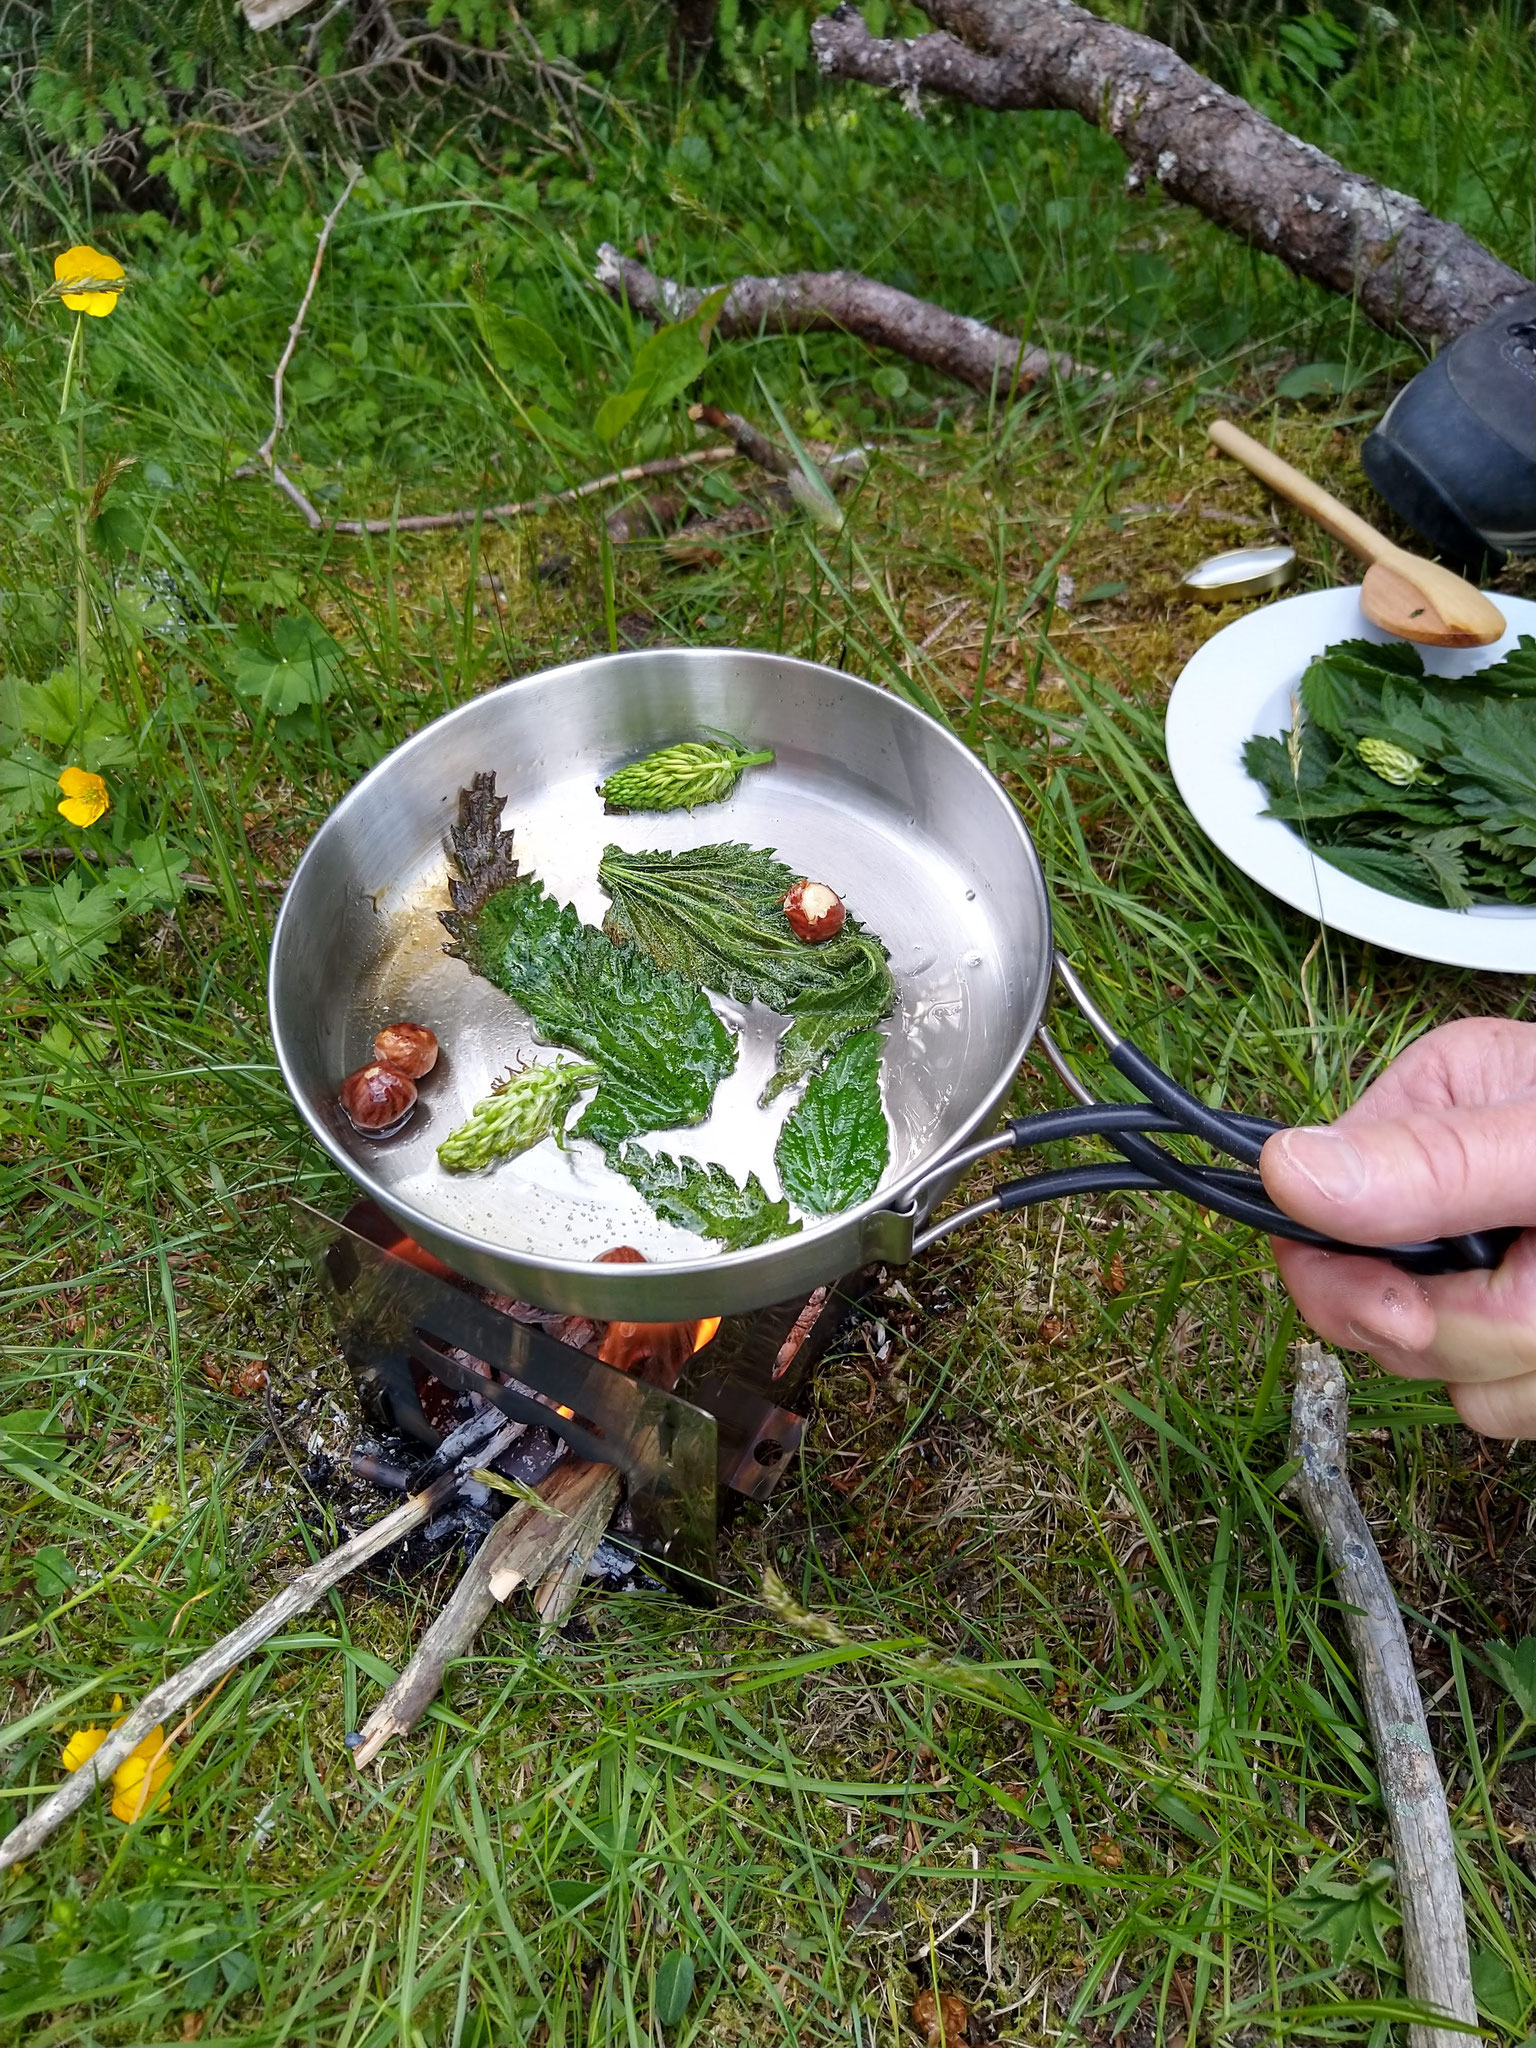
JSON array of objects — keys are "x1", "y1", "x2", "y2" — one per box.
[
  {"x1": 1285, "y1": 1858, "x2": 1399, "y2": 1970},
  {"x1": 3, "y1": 871, "x2": 125, "y2": 987},
  {"x1": 0, "y1": 743, "x2": 64, "y2": 829},
  {"x1": 1, "y1": 666, "x2": 134, "y2": 768},
  {"x1": 449, "y1": 874, "x2": 735, "y2": 1147},
  {"x1": 474, "y1": 308, "x2": 570, "y2": 405},
  {"x1": 231, "y1": 615, "x2": 343, "y2": 714},
  {"x1": 598, "y1": 842, "x2": 894, "y2": 1099},
  {"x1": 775, "y1": 1029, "x2": 889, "y2": 1214},
  {"x1": 606, "y1": 1142, "x2": 798, "y2": 1248},
  {"x1": 654, "y1": 1952, "x2": 696, "y2": 2027},
  {"x1": 1485, "y1": 1635, "x2": 1536, "y2": 1722},
  {"x1": 594, "y1": 287, "x2": 729, "y2": 441},
  {"x1": 111, "y1": 835, "x2": 191, "y2": 913}
]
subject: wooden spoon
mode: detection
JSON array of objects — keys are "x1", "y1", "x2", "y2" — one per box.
[{"x1": 1207, "y1": 419, "x2": 1505, "y2": 648}]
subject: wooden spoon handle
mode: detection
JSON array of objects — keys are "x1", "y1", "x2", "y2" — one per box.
[{"x1": 1208, "y1": 419, "x2": 1389, "y2": 566}]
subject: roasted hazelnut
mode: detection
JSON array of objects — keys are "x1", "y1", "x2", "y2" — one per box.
[
  {"x1": 782, "y1": 879, "x2": 846, "y2": 944},
  {"x1": 373, "y1": 1021, "x2": 438, "y2": 1078},
  {"x1": 339, "y1": 1061, "x2": 417, "y2": 1134}
]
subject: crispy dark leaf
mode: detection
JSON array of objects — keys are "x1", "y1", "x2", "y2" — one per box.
[{"x1": 775, "y1": 1029, "x2": 889, "y2": 1215}]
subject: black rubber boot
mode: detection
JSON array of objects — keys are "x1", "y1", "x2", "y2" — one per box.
[{"x1": 1362, "y1": 288, "x2": 1536, "y2": 574}]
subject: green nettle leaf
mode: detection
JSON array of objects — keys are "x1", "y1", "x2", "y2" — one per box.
[
  {"x1": 654, "y1": 1952, "x2": 696, "y2": 2028},
  {"x1": 3, "y1": 872, "x2": 125, "y2": 987},
  {"x1": 1485, "y1": 1635, "x2": 1536, "y2": 1722},
  {"x1": 447, "y1": 872, "x2": 736, "y2": 1148},
  {"x1": 232, "y1": 615, "x2": 343, "y2": 714},
  {"x1": 1247, "y1": 635, "x2": 1536, "y2": 909},
  {"x1": 775, "y1": 1030, "x2": 889, "y2": 1214},
  {"x1": 607, "y1": 1142, "x2": 798, "y2": 1248},
  {"x1": 598, "y1": 842, "x2": 894, "y2": 1099}
]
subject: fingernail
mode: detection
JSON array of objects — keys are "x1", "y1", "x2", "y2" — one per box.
[{"x1": 1277, "y1": 1126, "x2": 1365, "y2": 1204}]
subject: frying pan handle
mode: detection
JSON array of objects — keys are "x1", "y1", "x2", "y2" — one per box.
[{"x1": 904, "y1": 958, "x2": 1520, "y2": 1275}]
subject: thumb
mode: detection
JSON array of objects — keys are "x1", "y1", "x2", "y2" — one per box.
[{"x1": 1260, "y1": 1103, "x2": 1536, "y2": 1242}]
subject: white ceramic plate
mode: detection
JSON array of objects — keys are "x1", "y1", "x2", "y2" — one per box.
[{"x1": 1165, "y1": 586, "x2": 1536, "y2": 973}]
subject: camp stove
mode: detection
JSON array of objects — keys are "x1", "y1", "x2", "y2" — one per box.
[{"x1": 291, "y1": 1199, "x2": 862, "y2": 1598}]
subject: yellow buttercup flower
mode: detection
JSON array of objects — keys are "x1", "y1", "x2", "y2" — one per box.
[
  {"x1": 53, "y1": 244, "x2": 126, "y2": 318},
  {"x1": 110, "y1": 1741, "x2": 172, "y2": 1823},
  {"x1": 61, "y1": 1696, "x2": 174, "y2": 1821},
  {"x1": 61, "y1": 1725, "x2": 108, "y2": 1773},
  {"x1": 57, "y1": 765, "x2": 109, "y2": 828}
]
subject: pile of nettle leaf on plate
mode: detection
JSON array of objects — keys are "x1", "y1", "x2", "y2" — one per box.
[
  {"x1": 341, "y1": 737, "x2": 895, "y2": 1252},
  {"x1": 1244, "y1": 635, "x2": 1536, "y2": 909}
]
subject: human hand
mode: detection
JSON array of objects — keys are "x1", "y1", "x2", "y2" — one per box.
[{"x1": 1259, "y1": 1016, "x2": 1536, "y2": 1436}]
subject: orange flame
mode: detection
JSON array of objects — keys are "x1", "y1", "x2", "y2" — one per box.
[{"x1": 692, "y1": 1316, "x2": 722, "y2": 1354}]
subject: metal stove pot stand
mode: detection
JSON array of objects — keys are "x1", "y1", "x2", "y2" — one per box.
[{"x1": 291, "y1": 1199, "x2": 855, "y2": 1596}]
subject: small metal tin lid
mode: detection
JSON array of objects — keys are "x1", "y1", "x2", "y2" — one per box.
[{"x1": 1181, "y1": 543, "x2": 1297, "y2": 604}]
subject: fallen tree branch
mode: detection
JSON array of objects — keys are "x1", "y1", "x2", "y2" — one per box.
[
  {"x1": 812, "y1": 3, "x2": 1529, "y2": 344},
  {"x1": 596, "y1": 243, "x2": 1101, "y2": 398},
  {"x1": 0, "y1": 1411, "x2": 518, "y2": 1870},
  {"x1": 1284, "y1": 1345, "x2": 1477, "y2": 2048}
]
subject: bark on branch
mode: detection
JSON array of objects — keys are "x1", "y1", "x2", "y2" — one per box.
[
  {"x1": 596, "y1": 243, "x2": 1101, "y2": 397},
  {"x1": 812, "y1": 2, "x2": 1530, "y2": 344},
  {"x1": 1285, "y1": 1345, "x2": 1477, "y2": 2048}
]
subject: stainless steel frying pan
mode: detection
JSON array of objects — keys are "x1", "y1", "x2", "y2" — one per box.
[{"x1": 269, "y1": 647, "x2": 1513, "y2": 1320}]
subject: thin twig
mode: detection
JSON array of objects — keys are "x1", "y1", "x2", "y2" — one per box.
[
  {"x1": 256, "y1": 166, "x2": 363, "y2": 471},
  {"x1": 247, "y1": 447, "x2": 739, "y2": 536},
  {"x1": 0, "y1": 1414, "x2": 516, "y2": 1870},
  {"x1": 1284, "y1": 1344, "x2": 1478, "y2": 2048}
]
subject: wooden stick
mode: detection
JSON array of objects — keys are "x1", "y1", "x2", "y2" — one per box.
[
  {"x1": 255, "y1": 169, "x2": 363, "y2": 473},
  {"x1": 813, "y1": 3, "x2": 1529, "y2": 344},
  {"x1": 533, "y1": 1468, "x2": 623, "y2": 1628},
  {"x1": 487, "y1": 1460, "x2": 619, "y2": 1602},
  {"x1": 597, "y1": 243, "x2": 1100, "y2": 397},
  {"x1": 247, "y1": 446, "x2": 740, "y2": 537},
  {"x1": 349, "y1": 1508, "x2": 521, "y2": 1768},
  {"x1": 0, "y1": 1418, "x2": 516, "y2": 1870},
  {"x1": 350, "y1": 1458, "x2": 623, "y2": 1765},
  {"x1": 1285, "y1": 1344, "x2": 1478, "y2": 2048}
]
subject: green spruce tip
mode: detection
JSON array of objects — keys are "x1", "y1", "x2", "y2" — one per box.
[
  {"x1": 437, "y1": 1061, "x2": 601, "y2": 1173},
  {"x1": 600, "y1": 737, "x2": 775, "y2": 814}
]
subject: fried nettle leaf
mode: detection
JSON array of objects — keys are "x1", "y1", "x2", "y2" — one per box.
[
  {"x1": 441, "y1": 777, "x2": 736, "y2": 1146},
  {"x1": 775, "y1": 1030, "x2": 889, "y2": 1215},
  {"x1": 1243, "y1": 637, "x2": 1536, "y2": 909},
  {"x1": 607, "y1": 1143, "x2": 799, "y2": 1249},
  {"x1": 598, "y1": 843, "x2": 894, "y2": 1099}
]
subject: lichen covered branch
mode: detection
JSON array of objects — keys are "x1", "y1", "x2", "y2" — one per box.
[
  {"x1": 811, "y1": 2, "x2": 1530, "y2": 343},
  {"x1": 1285, "y1": 1345, "x2": 1477, "y2": 2048}
]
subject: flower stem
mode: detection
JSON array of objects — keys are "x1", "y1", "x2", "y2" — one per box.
[{"x1": 56, "y1": 312, "x2": 91, "y2": 683}]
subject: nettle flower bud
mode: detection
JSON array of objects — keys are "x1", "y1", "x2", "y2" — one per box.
[{"x1": 1357, "y1": 736, "x2": 1430, "y2": 787}]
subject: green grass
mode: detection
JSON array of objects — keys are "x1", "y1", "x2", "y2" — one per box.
[{"x1": 1, "y1": 5, "x2": 1535, "y2": 2042}]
